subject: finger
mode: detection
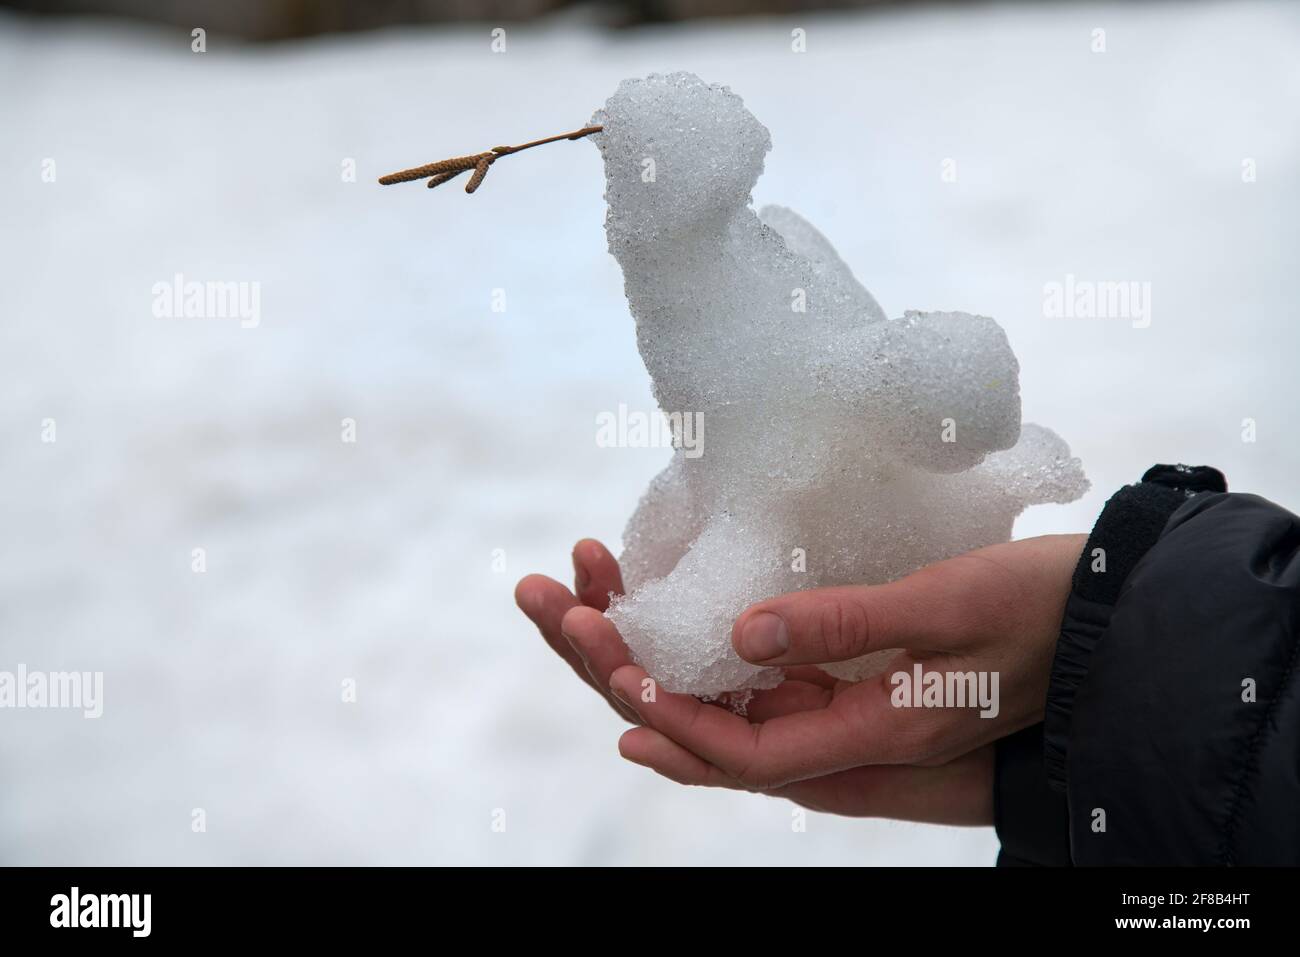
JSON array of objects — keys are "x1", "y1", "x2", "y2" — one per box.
[
  {"x1": 561, "y1": 606, "x2": 635, "y2": 687},
  {"x1": 621, "y1": 727, "x2": 994, "y2": 826},
  {"x1": 782, "y1": 665, "x2": 842, "y2": 690},
  {"x1": 776, "y1": 746, "x2": 994, "y2": 825},
  {"x1": 744, "y1": 680, "x2": 834, "y2": 722},
  {"x1": 517, "y1": 574, "x2": 630, "y2": 722},
  {"x1": 572, "y1": 538, "x2": 624, "y2": 611},
  {"x1": 731, "y1": 555, "x2": 1006, "y2": 666},
  {"x1": 515, "y1": 574, "x2": 589, "y2": 684},
  {"x1": 610, "y1": 664, "x2": 895, "y2": 788},
  {"x1": 618, "y1": 727, "x2": 742, "y2": 789},
  {"x1": 561, "y1": 605, "x2": 639, "y2": 723},
  {"x1": 613, "y1": 656, "x2": 974, "y2": 783}
]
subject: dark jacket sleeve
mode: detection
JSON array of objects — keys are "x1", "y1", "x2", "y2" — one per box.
[
  {"x1": 993, "y1": 724, "x2": 1071, "y2": 866},
  {"x1": 996, "y1": 465, "x2": 1300, "y2": 865}
]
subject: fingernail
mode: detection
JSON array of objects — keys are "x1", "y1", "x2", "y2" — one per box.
[
  {"x1": 740, "y1": 612, "x2": 789, "y2": 662},
  {"x1": 610, "y1": 681, "x2": 634, "y2": 708},
  {"x1": 562, "y1": 628, "x2": 589, "y2": 661},
  {"x1": 518, "y1": 592, "x2": 541, "y2": 620},
  {"x1": 572, "y1": 552, "x2": 591, "y2": 591}
]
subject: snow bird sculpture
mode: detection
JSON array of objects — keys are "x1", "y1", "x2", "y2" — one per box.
[{"x1": 381, "y1": 72, "x2": 1088, "y2": 702}]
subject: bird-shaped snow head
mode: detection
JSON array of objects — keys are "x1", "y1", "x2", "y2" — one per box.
[{"x1": 590, "y1": 72, "x2": 771, "y2": 246}]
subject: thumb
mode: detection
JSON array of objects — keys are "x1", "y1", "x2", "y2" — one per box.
[{"x1": 731, "y1": 561, "x2": 987, "y2": 666}]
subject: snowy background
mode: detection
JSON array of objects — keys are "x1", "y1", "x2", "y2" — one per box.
[{"x1": 1, "y1": 1, "x2": 1297, "y2": 864}]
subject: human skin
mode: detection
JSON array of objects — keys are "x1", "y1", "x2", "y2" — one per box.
[{"x1": 515, "y1": 533, "x2": 1084, "y2": 825}]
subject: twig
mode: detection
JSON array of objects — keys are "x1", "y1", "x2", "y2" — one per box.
[{"x1": 378, "y1": 125, "x2": 603, "y2": 194}]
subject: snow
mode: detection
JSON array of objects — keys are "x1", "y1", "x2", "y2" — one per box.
[
  {"x1": 593, "y1": 72, "x2": 1085, "y2": 695},
  {"x1": 1, "y1": 1, "x2": 1297, "y2": 864}
]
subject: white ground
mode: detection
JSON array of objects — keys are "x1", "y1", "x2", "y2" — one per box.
[{"x1": 1, "y1": 1, "x2": 1297, "y2": 864}]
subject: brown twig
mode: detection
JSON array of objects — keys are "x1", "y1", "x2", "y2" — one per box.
[{"x1": 378, "y1": 125, "x2": 603, "y2": 194}]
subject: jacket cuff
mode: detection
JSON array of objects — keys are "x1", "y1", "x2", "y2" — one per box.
[
  {"x1": 1042, "y1": 465, "x2": 1226, "y2": 793},
  {"x1": 994, "y1": 723, "x2": 1071, "y2": 866}
]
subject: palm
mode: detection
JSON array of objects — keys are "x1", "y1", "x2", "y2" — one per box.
[{"x1": 516, "y1": 539, "x2": 991, "y2": 825}]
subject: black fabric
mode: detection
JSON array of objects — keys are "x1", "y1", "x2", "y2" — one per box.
[
  {"x1": 1140, "y1": 463, "x2": 1228, "y2": 494},
  {"x1": 995, "y1": 464, "x2": 1300, "y2": 865},
  {"x1": 994, "y1": 724, "x2": 1071, "y2": 867},
  {"x1": 1069, "y1": 482, "x2": 1187, "y2": 605},
  {"x1": 1067, "y1": 492, "x2": 1300, "y2": 864},
  {"x1": 1042, "y1": 592, "x2": 1109, "y2": 792},
  {"x1": 1044, "y1": 472, "x2": 1200, "y2": 790}
]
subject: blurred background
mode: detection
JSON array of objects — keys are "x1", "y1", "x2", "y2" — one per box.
[
  {"x1": 6, "y1": 1, "x2": 930, "y2": 37},
  {"x1": 1, "y1": 0, "x2": 1297, "y2": 865}
]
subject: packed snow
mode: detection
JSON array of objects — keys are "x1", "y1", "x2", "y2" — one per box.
[{"x1": 595, "y1": 73, "x2": 1087, "y2": 695}]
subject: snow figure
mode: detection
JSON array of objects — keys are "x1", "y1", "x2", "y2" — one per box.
[{"x1": 591, "y1": 73, "x2": 1087, "y2": 697}]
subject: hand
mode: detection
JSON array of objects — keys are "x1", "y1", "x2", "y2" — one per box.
[
  {"x1": 515, "y1": 539, "x2": 844, "y2": 725},
  {"x1": 607, "y1": 534, "x2": 1084, "y2": 809},
  {"x1": 515, "y1": 539, "x2": 1064, "y2": 823},
  {"x1": 514, "y1": 539, "x2": 638, "y2": 723}
]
